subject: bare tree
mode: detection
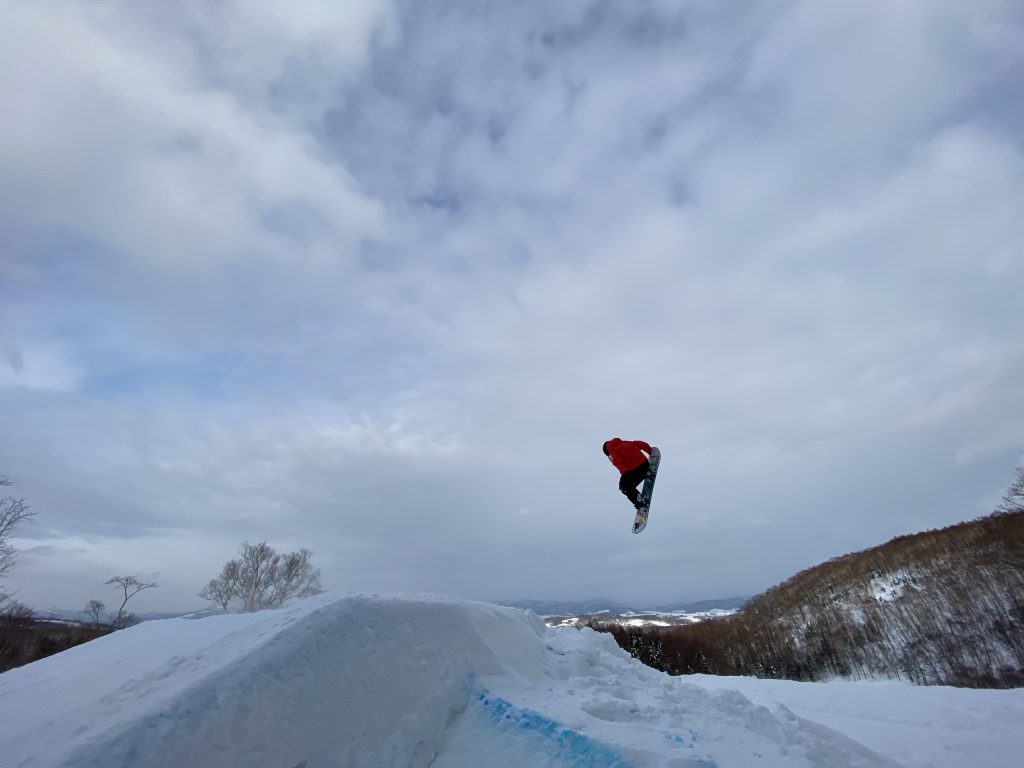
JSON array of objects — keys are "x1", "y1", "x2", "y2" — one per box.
[
  {"x1": 106, "y1": 575, "x2": 157, "y2": 628},
  {"x1": 238, "y1": 541, "x2": 279, "y2": 612},
  {"x1": 84, "y1": 599, "x2": 106, "y2": 627},
  {"x1": 198, "y1": 559, "x2": 240, "y2": 611},
  {"x1": 997, "y1": 465, "x2": 1024, "y2": 515},
  {"x1": 267, "y1": 549, "x2": 323, "y2": 608},
  {"x1": 1, "y1": 475, "x2": 36, "y2": 599},
  {"x1": 199, "y1": 541, "x2": 323, "y2": 612}
]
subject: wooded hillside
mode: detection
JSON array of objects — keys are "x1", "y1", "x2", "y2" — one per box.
[{"x1": 599, "y1": 510, "x2": 1024, "y2": 688}]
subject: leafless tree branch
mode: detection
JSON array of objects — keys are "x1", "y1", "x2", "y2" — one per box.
[
  {"x1": 1, "y1": 475, "x2": 36, "y2": 600},
  {"x1": 106, "y1": 575, "x2": 157, "y2": 628}
]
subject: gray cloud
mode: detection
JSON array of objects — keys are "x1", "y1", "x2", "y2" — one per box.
[
  {"x1": 1, "y1": 0, "x2": 1022, "y2": 611},
  {"x1": 4, "y1": 346, "x2": 22, "y2": 374}
]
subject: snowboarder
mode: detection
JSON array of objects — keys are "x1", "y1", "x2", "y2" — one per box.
[{"x1": 603, "y1": 438, "x2": 655, "y2": 511}]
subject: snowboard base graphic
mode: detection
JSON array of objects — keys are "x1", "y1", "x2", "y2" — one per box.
[{"x1": 632, "y1": 447, "x2": 661, "y2": 534}]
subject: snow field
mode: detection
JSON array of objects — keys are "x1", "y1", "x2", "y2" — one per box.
[{"x1": 0, "y1": 593, "x2": 1021, "y2": 767}]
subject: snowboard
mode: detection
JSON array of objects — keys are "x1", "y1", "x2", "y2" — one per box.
[{"x1": 632, "y1": 447, "x2": 661, "y2": 534}]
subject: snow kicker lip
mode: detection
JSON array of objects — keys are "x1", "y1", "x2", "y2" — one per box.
[{"x1": 473, "y1": 689, "x2": 638, "y2": 768}]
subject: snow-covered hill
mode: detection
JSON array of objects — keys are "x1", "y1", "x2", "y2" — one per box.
[
  {"x1": 0, "y1": 594, "x2": 1021, "y2": 768},
  {"x1": 735, "y1": 511, "x2": 1024, "y2": 686}
]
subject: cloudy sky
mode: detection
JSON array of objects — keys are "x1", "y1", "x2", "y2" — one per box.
[{"x1": 2, "y1": 0, "x2": 1022, "y2": 613}]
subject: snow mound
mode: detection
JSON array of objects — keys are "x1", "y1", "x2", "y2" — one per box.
[
  {"x1": 1, "y1": 594, "x2": 547, "y2": 768},
  {"x1": 1, "y1": 593, "x2": 1019, "y2": 767}
]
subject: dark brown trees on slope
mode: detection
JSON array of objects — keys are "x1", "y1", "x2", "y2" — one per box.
[{"x1": 599, "y1": 467, "x2": 1024, "y2": 688}]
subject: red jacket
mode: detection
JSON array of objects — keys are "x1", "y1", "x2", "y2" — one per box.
[{"x1": 604, "y1": 438, "x2": 652, "y2": 474}]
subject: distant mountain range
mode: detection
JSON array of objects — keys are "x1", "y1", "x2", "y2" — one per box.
[
  {"x1": 496, "y1": 596, "x2": 749, "y2": 617},
  {"x1": 39, "y1": 597, "x2": 751, "y2": 625}
]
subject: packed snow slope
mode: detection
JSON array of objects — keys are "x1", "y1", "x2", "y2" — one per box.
[{"x1": 0, "y1": 594, "x2": 1021, "y2": 768}]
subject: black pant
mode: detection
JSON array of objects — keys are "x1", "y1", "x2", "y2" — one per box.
[{"x1": 619, "y1": 460, "x2": 650, "y2": 506}]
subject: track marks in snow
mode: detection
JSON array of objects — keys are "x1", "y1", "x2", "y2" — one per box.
[{"x1": 477, "y1": 626, "x2": 904, "y2": 767}]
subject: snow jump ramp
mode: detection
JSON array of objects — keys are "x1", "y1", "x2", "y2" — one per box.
[{"x1": 0, "y1": 593, "x2": 946, "y2": 767}]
